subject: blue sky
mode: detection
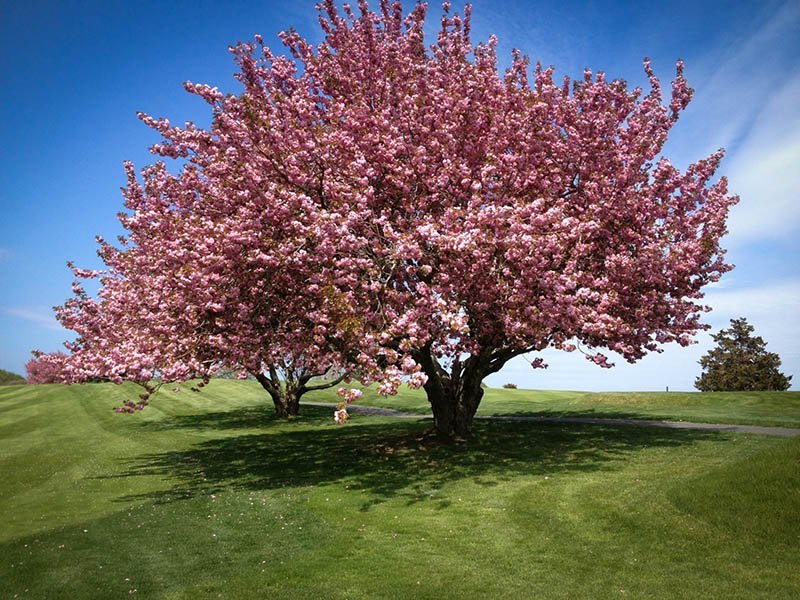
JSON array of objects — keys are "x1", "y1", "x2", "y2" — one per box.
[{"x1": 1, "y1": 0, "x2": 798, "y2": 391}]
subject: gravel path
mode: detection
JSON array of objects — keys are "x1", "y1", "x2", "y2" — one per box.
[
  {"x1": 303, "y1": 401, "x2": 422, "y2": 418},
  {"x1": 302, "y1": 401, "x2": 800, "y2": 437}
]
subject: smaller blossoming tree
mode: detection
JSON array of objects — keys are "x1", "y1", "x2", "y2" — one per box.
[{"x1": 25, "y1": 352, "x2": 69, "y2": 384}]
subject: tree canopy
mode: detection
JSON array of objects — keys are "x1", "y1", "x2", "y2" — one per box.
[
  {"x1": 695, "y1": 318, "x2": 792, "y2": 392},
  {"x1": 53, "y1": 1, "x2": 737, "y2": 436}
]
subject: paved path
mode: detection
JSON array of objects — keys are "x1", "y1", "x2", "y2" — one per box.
[{"x1": 303, "y1": 401, "x2": 800, "y2": 437}]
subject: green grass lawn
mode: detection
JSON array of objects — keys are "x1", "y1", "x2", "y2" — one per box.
[
  {"x1": 310, "y1": 383, "x2": 800, "y2": 427},
  {"x1": 1, "y1": 381, "x2": 799, "y2": 599}
]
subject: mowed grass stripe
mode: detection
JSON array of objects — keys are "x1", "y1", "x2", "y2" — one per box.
[{"x1": 1, "y1": 382, "x2": 798, "y2": 599}]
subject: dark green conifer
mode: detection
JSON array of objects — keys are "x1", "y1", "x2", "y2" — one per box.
[{"x1": 695, "y1": 317, "x2": 792, "y2": 391}]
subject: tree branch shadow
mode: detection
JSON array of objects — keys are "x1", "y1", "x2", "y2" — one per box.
[
  {"x1": 137, "y1": 404, "x2": 335, "y2": 431},
  {"x1": 111, "y1": 414, "x2": 725, "y2": 511}
]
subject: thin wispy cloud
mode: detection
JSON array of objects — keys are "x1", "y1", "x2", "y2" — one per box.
[
  {"x1": 1, "y1": 307, "x2": 63, "y2": 331},
  {"x1": 704, "y1": 279, "x2": 800, "y2": 322},
  {"x1": 690, "y1": 3, "x2": 798, "y2": 147},
  {"x1": 669, "y1": 1, "x2": 800, "y2": 242},
  {"x1": 723, "y1": 74, "x2": 800, "y2": 241},
  {"x1": 703, "y1": 280, "x2": 800, "y2": 366}
]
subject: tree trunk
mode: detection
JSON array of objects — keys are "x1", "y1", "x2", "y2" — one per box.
[
  {"x1": 254, "y1": 367, "x2": 346, "y2": 418},
  {"x1": 282, "y1": 379, "x2": 302, "y2": 417},
  {"x1": 414, "y1": 348, "x2": 493, "y2": 438},
  {"x1": 273, "y1": 389, "x2": 301, "y2": 417},
  {"x1": 414, "y1": 345, "x2": 518, "y2": 438},
  {"x1": 425, "y1": 376, "x2": 485, "y2": 438},
  {"x1": 255, "y1": 371, "x2": 295, "y2": 417}
]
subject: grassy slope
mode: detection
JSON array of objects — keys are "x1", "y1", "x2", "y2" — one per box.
[
  {"x1": 304, "y1": 383, "x2": 800, "y2": 427},
  {"x1": 478, "y1": 388, "x2": 800, "y2": 426},
  {"x1": 0, "y1": 369, "x2": 26, "y2": 385},
  {"x1": 1, "y1": 381, "x2": 798, "y2": 599}
]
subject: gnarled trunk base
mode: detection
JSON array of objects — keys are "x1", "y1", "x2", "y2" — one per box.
[
  {"x1": 415, "y1": 345, "x2": 519, "y2": 438},
  {"x1": 255, "y1": 372, "x2": 300, "y2": 418},
  {"x1": 254, "y1": 367, "x2": 346, "y2": 419},
  {"x1": 272, "y1": 391, "x2": 301, "y2": 418},
  {"x1": 416, "y1": 349, "x2": 489, "y2": 438},
  {"x1": 428, "y1": 384, "x2": 483, "y2": 438}
]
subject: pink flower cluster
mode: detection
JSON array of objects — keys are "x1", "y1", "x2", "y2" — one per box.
[
  {"x1": 336, "y1": 387, "x2": 363, "y2": 404},
  {"x1": 333, "y1": 386, "x2": 363, "y2": 424},
  {"x1": 25, "y1": 352, "x2": 68, "y2": 384}
]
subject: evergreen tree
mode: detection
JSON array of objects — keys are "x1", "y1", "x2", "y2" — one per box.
[{"x1": 695, "y1": 318, "x2": 792, "y2": 391}]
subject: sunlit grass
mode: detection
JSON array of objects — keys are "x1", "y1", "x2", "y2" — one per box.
[
  {"x1": 304, "y1": 381, "x2": 800, "y2": 427},
  {"x1": 1, "y1": 381, "x2": 798, "y2": 598}
]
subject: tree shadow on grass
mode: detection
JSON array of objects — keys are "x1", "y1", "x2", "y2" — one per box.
[
  {"x1": 137, "y1": 404, "x2": 336, "y2": 431},
  {"x1": 479, "y1": 409, "x2": 692, "y2": 423},
  {"x1": 113, "y1": 416, "x2": 724, "y2": 511},
  {"x1": 479, "y1": 408, "x2": 790, "y2": 428}
]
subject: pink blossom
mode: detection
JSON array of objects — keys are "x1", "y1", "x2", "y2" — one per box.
[{"x1": 336, "y1": 387, "x2": 362, "y2": 404}]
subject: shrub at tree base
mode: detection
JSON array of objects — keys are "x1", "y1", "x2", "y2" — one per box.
[
  {"x1": 53, "y1": 1, "x2": 737, "y2": 437},
  {"x1": 25, "y1": 352, "x2": 68, "y2": 384},
  {"x1": 695, "y1": 318, "x2": 792, "y2": 392}
]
